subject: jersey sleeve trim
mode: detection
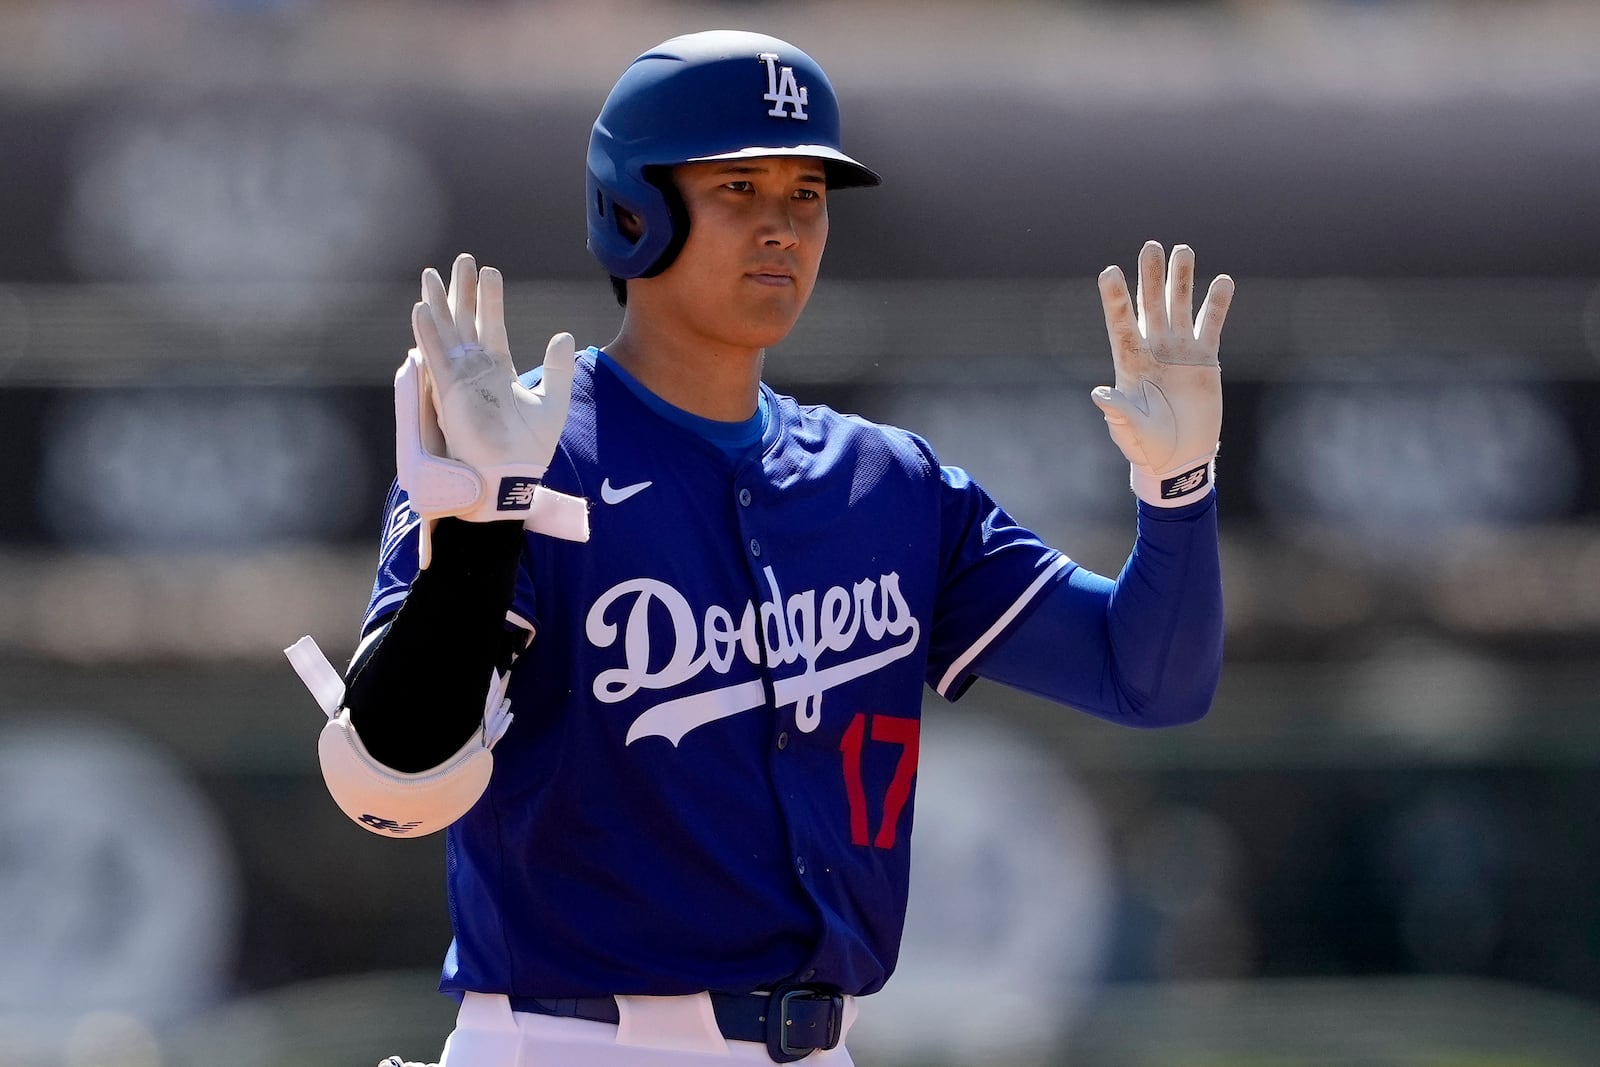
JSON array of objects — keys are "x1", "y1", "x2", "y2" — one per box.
[
  {"x1": 381, "y1": 500, "x2": 420, "y2": 560},
  {"x1": 350, "y1": 621, "x2": 388, "y2": 669},
  {"x1": 363, "y1": 589, "x2": 410, "y2": 635},
  {"x1": 935, "y1": 553, "x2": 1074, "y2": 698}
]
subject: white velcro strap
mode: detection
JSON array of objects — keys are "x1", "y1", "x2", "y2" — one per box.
[
  {"x1": 396, "y1": 351, "x2": 485, "y2": 517},
  {"x1": 1131, "y1": 456, "x2": 1216, "y2": 508},
  {"x1": 458, "y1": 461, "x2": 552, "y2": 525},
  {"x1": 283, "y1": 635, "x2": 347, "y2": 719},
  {"x1": 394, "y1": 351, "x2": 588, "y2": 564},
  {"x1": 526, "y1": 485, "x2": 590, "y2": 542},
  {"x1": 318, "y1": 711, "x2": 493, "y2": 838}
]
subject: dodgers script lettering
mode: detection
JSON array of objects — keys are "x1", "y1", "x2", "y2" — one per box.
[{"x1": 585, "y1": 567, "x2": 920, "y2": 745}]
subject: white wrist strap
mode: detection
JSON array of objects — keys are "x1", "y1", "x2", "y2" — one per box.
[
  {"x1": 394, "y1": 351, "x2": 589, "y2": 567},
  {"x1": 1131, "y1": 456, "x2": 1216, "y2": 507}
]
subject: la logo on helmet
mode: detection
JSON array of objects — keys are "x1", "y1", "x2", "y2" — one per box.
[{"x1": 758, "y1": 53, "x2": 809, "y2": 119}]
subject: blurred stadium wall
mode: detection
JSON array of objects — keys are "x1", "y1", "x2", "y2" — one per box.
[{"x1": 2, "y1": 1, "x2": 1600, "y2": 1065}]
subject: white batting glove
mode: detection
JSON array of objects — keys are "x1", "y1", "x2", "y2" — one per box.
[
  {"x1": 1092, "y1": 241, "x2": 1234, "y2": 507},
  {"x1": 396, "y1": 253, "x2": 589, "y2": 566}
]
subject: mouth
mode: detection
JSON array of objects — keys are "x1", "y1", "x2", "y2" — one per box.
[{"x1": 745, "y1": 266, "x2": 796, "y2": 287}]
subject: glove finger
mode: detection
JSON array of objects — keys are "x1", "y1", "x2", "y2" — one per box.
[
  {"x1": 1195, "y1": 274, "x2": 1236, "y2": 351},
  {"x1": 1166, "y1": 244, "x2": 1195, "y2": 339},
  {"x1": 419, "y1": 353, "x2": 444, "y2": 420},
  {"x1": 536, "y1": 332, "x2": 577, "y2": 404},
  {"x1": 411, "y1": 348, "x2": 445, "y2": 426},
  {"x1": 421, "y1": 268, "x2": 463, "y2": 354},
  {"x1": 412, "y1": 301, "x2": 457, "y2": 388},
  {"x1": 1136, "y1": 239, "x2": 1166, "y2": 337},
  {"x1": 1098, "y1": 266, "x2": 1150, "y2": 384},
  {"x1": 1090, "y1": 384, "x2": 1143, "y2": 425},
  {"x1": 449, "y1": 253, "x2": 479, "y2": 346},
  {"x1": 478, "y1": 266, "x2": 513, "y2": 359},
  {"x1": 1091, "y1": 387, "x2": 1152, "y2": 469}
]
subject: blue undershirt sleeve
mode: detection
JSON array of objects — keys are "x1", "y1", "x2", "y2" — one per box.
[{"x1": 974, "y1": 492, "x2": 1223, "y2": 727}]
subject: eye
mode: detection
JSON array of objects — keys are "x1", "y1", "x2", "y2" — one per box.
[
  {"x1": 793, "y1": 187, "x2": 823, "y2": 201},
  {"x1": 723, "y1": 180, "x2": 754, "y2": 192}
]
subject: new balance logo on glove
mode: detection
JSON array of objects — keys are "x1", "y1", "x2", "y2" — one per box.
[
  {"x1": 1160, "y1": 465, "x2": 1210, "y2": 499},
  {"x1": 498, "y1": 477, "x2": 540, "y2": 509}
]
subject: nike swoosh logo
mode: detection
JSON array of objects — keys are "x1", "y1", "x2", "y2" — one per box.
[{"x1": 600, "y1": 478, "x2": 653, "y2": 505}]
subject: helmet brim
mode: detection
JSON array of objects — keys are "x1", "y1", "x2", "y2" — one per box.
[{"x1": 682, "y1": 144, "x2": 882, "y2": 188}]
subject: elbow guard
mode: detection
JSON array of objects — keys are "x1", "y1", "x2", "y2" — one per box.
[
  {"x1": 286, "y1": 635, "x2": 512, "y2": 838},
  {"x1": 316, "y1": 709, "x2": 497, "y2": 837}
]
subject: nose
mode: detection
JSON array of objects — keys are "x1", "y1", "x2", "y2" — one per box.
[{"x1": 756, "y1": 195, "x2": 800, "y2": 249}]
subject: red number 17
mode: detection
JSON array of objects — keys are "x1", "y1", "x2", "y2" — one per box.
[{"x1": 839, "y1": 713, "x2": 921, "y2": 850}]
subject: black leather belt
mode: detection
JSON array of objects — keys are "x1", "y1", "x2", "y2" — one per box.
[{"x1": 510, "y1": 984, "x2": 845, "y2": 1063}]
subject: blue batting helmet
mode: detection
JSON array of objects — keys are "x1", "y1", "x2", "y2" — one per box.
[{"x1": 586, "y1": 30, "x2": 882, "y2": 280}]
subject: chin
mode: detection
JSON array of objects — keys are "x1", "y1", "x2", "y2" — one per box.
[
  {"x1": 716, "y1": 308, "x2": 805, "y2": 351},
  {"x1": 714, "y1": 332, "x2": 790, "y2": 354},
  {"x1": 753, "y1": 302, "x2": 811, "y2": 345},
  {"x1": 743, "y1": 323, "x2": 801, "y2": 350}
]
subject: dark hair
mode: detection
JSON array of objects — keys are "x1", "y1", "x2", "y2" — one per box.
[{"x1": 609, "y1": 275, "x2": 627, "y2": 307}]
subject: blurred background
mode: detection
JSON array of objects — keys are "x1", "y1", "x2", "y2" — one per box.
[{"x1": 2, "y1": 0, "x2": 1599, "y2": 1064}]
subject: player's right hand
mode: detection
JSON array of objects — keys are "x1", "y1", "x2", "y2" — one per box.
[
  {"x1": 411, "y1": 252, "x2": 575, "y2": 482},
  {"x1": 395, "y1": 253, "x2": 590, "y2": 566},
  {"x1": 1092, "y1": 240, "x2": 1233, "y2": 507}
]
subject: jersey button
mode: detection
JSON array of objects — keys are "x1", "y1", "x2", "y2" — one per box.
[
  {"x1": 795, "y1": 856, "x2": 807, "y2": 875},
  {"x1": 738, "y1": 488, "x2": 752, "y2": 507},
  {"x1": 749, "y1": 538, "x2": 762, "y2": 557},
  {"x1": 777, "y1": 731, "x2": 789, "y2": 750}
]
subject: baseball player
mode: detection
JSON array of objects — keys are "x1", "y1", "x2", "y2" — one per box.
[{"x1": 287, "y1": 29, "x2": 1231, "y2": 1067}]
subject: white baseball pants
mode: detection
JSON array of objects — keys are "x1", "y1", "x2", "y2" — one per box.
[{"x1": 436, "y1": 991, "x2": 858, "y2": 1067}]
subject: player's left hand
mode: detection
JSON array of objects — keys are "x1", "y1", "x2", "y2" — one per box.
[{"x1": 1092, "y1": 241, "x2": 1233, "y2": 507}]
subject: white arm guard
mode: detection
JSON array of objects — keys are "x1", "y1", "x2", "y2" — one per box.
[{"x1": 285, "y1": 635, "x2": 512, "y2": 838}]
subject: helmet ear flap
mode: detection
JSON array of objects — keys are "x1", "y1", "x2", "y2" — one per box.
[
  {"x1": 636, "y1": 166, "x2": 692, "y2": 280},
  {"x1": 585, "y1": 165, "x2": 687, "y2": 280}
]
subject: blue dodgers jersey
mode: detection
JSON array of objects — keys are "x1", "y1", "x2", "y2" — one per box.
[{"x1": 363, "y1": 352, "x2": 1074, "y2": 999}]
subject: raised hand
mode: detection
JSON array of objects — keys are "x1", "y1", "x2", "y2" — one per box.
[
  {"x1": 1092, "y1": 241, "x2": 1233, "y2": 506},
  {"x1": 410, "y1": 253, "x2": 575, "y2": 479},
  {"x1": 396, "y1": 253, "x2": 589, "y2": 565}
]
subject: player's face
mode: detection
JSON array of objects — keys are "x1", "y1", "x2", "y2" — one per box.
[{"x1": 650, "y1": 157, "x2": 828, "y2": 351}]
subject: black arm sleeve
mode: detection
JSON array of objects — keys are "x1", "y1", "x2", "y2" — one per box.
[{"x1": 343, "y1": 517, "x2": 528, "y2": 772}]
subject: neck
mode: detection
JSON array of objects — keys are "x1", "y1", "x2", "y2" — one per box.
[{"x1": 605, "y1": 313, "x2": 764, "y2": 422}]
